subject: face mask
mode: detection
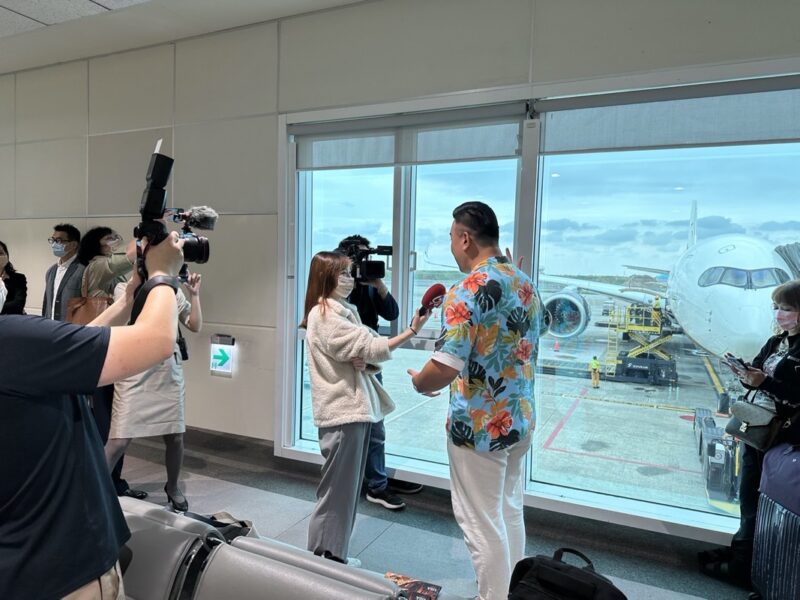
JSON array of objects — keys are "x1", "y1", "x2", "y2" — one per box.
[
  {"x1": 334, "y1": 274, "x2": 355, "y2": 299},
  {"x1": 775, "y1": 309, "x2": 800, "y2": 331},
  {"x1": 52, "y1": 243, "x2": 67, "y2": 257}
]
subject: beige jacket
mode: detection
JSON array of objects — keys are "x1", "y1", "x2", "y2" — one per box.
[
  {"x1": 305, "y1": 298, "x2": 395, "y2": 428},
  {"x1": 84, "y1": 254, "x2": 133, "y2": 298}
]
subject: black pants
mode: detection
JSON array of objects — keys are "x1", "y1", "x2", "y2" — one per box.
[
  {"x1": 91, "y1": 384, "x2": 129, "y2": 494},
  {"x1": 732, "y1": 443, "x2": 765, "y2": 557}
]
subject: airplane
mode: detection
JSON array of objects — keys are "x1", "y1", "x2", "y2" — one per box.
[{"x1": 538, "y1": 202, "x2": 795, "y2": 360}]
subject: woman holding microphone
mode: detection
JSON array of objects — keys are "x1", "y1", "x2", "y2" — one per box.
[{"x1": 300, "y1": 251, "x2": 430, "y2": 565}]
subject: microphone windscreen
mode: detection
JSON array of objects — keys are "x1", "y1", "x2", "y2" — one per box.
[
  {"x1": 186, "y1": 206, "x2": 219, "y2": 230},
  {"x1": 421, "y1": 283, "x2": 447, "y2": 309}
]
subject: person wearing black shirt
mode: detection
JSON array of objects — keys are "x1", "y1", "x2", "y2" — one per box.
[
  {"x1": 337, "y1": 236, "x2": 424, "y2": 511},
  {"x1": 0, "y1": 232, "x2": 186, "y2": 600},
  {"x1": 699, "y1": 279, "x2": 800, "y2": 589},
  {"x1": 0, "y1": 240, "x2": 27, "y2": 315}
]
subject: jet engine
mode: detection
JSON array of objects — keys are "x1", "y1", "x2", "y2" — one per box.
[{"x1": 544, "y1": 288, "x2": 591, "y2": 339}]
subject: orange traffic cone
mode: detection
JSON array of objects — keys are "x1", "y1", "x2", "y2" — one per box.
[{"x1": 553, "y1": 339, "x2": 560, "y2": 352}]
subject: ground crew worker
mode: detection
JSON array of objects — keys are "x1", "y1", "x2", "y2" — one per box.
[{"x1": 589, "y1": 355, "x2": 601, "y2": 388}]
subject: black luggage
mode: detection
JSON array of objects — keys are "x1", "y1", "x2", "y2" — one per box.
[
  {"x1": 751, "y1": 443, "x2": 800, "y2": 600},
  {"x1": 508, "y1": 548, "x2": 627, "y2": 599}
]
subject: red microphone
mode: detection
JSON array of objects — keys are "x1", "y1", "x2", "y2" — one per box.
[{"x1": 419, "y1": 283, "x2": 446, "y2": 316}]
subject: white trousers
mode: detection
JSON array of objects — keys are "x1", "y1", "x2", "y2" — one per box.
[{"x1": 448, "y1": 436, "x2": 532, "y2": 600}]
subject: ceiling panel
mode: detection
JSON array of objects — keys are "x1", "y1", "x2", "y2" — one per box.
[
  {"x1": 0, "y1": 6, "x2": 41, "y2": 36},
  {"x1": 1, "y1": 1, "x2": 105, "y2": 25},
  {"x1": 0, "y1": 0, "x2": 153, "y2": 38},
  {"x1": 94, "y1": 0, "x2": 152, "y2": 8}
]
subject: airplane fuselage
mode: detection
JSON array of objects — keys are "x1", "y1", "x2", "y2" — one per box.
[{"x1": 666, "y1": 235, "x2": 792, "y2": 360}]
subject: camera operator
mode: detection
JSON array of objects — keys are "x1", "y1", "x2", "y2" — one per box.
[
  {"x1": 0, "y1": 232, "x2": 185, "y2": 600},
  {"x1": 336, "y1": 235, "x2": 423, "y2": 511}
]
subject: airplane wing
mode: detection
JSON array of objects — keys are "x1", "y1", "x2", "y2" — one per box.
[
  {"x1": 621, "y1": 265, "x2": 670, "y2": 275},
  {"x1": 539, "y1": 274, "x2": 658, "y2": 304}
]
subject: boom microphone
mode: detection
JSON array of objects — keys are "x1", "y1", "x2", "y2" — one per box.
[
  {"x1": 185, "y1": 206, "x2": 219, "y2": 230},
  {"x1": 419, "y1": 283, "x2": 446, "y2": 316}
]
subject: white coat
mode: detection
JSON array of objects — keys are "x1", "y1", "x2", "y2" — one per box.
[{"x1": 305, "y1": 298, "x2": 395, "y2": 428}]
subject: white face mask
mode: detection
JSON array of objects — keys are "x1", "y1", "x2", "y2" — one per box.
[
  {"x1": 51, "y1": 243, "x2": 67, "y2": 257},
  {"x1": 334, "y1": 274, "x2": 355, "y2": 299}
]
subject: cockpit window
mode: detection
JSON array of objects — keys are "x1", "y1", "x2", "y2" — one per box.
[
  {"x1": 720, "y1": 268, "x2": 748, "y2": 287},
  {"x1": 698, "y1": 267, "x2": 724, "y2": 287},
  {"x1": 698, "y1": 267, "x2": 792, "y2": 289}
]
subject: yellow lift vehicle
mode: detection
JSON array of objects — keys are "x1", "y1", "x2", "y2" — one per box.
[{"x1": 605, "y1": 303, "x2": 678, "y2": 385}]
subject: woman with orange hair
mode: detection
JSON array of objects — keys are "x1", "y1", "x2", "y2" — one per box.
[{"x1": 300, "y1": 251, "x2": 430, "y2": 565}]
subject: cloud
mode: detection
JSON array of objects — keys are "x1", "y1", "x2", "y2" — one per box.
[
  {"x1": 759, "y1": 220, "x2": 800, "y2": 232},
  {"x1": 543, "y1": 219, "x2": 599, "y2": 232},
  {"x1": 640, "y1": 231, "x2": 677, "y2": 246},
  {"x1": 577, "y1": 228, "x2": 639, "y2": 245},
  {"x1": 696, "y1": 215, "x2": 745, "y2": 238}
]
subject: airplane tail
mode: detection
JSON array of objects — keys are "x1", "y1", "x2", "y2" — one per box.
[{"x1": 687, "y1": 200, "x2": 697, "y2": 249}]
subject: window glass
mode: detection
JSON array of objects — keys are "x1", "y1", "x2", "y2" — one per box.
[
  {"x1": 299, "y1": 167, "x2": 394, "y2": 444},
  {"x1": 750, "y1": 268, "x2": 779, "y2": 289},
  {"x1": 698, "y1": 267, "x2": 724, "y2": 287},
  {"x1": 535, "y1": 142, "x2": 800, "y2": 519},
  {"x1": 411, "y1": 160, "x2": 517, "y2": 332}
]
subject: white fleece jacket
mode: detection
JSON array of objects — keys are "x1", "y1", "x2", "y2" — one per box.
[{"x1": 305, "y1": 298, "x2": 395, "y2": 428}]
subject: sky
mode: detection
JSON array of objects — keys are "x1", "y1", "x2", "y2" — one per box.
[{"x1": 308, "y1": 142, "x2": 800, "y2": 277}]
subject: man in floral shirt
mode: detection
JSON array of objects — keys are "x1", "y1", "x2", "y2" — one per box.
[{"x1": 409, "y1": 201, "x2": 543, "y2": 600}]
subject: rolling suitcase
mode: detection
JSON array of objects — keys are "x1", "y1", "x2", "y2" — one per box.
[{"x1": 751, "y1": 443, "x2": 800, "y2": 600}]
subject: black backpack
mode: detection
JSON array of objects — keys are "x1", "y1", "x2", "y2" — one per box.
[{"x1": 508, "y1": 548, "x2": 627, "y2": 600}]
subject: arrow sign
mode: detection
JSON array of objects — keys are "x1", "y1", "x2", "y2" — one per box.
[{"x1": 213, "y1": 348, "x2": 229, "y2": 367}]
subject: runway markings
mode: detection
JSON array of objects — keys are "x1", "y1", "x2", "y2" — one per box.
[
  {"x1": 540, "y1": 388, "x2": 702, "y2": 475},
  {"x1": 544, "y1": 446, "x2": 703, "y2": 476},
  {"x1": 546, "y1": 391, "x2": 690, "y2": 413}
]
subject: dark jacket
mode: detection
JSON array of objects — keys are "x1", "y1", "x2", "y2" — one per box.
[
  {"x1": 42, "y1": 260, "x2": 86, "y2": 321},
  {"x1": 1, "y1": 272, "x2": 27, "y2": 315},
  {"x1": 347, "y1": 284, "x2": 399, "y2": 332},
  {"x1": 746, "y1": 332, "x2": 800, "y2": 443}
]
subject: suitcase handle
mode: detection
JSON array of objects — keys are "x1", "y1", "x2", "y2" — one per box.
[{"x1": 553, "y1": 548, "x2": 596, "y2": 571}]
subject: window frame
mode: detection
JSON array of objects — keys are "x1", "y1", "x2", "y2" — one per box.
[{"x1": 274, "y1": 77, "x2": 800, "y2": 543}]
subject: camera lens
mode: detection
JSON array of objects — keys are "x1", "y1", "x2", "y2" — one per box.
[{"x1": 181, "y1": 234, "x2": 209, "y2": 264}]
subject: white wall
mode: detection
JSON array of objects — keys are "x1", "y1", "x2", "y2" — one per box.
[{"x1": 1, "y1": 0, "x2": 799, "y2": 441}]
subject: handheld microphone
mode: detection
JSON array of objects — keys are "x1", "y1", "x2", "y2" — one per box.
[{"x1": 419, "y1": 283, "x2": 446, "y2": 316}]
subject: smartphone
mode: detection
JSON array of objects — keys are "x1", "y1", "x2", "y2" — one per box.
[{"x1": 724, "y1": 352, "x2": 748, "y2": 370}]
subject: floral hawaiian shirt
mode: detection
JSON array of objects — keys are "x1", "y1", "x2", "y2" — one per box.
[{"x1": 433, "y1": 256, "x2": 543, "y2": 452}]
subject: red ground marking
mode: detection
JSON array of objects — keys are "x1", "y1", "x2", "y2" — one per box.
[
  {"x1": 679, "y1": 415, "x2": 695, "y2": 422},
  {"x1": 544, "y1": 447, "x2": 703, "y2": 475},
  {"x1": 541, "y1": 390, "x2": 702, "y2": 475}
]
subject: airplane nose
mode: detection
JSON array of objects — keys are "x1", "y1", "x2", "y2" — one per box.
[{"x1": 723, "y1": 300, "x2": 774, "y2": 360}]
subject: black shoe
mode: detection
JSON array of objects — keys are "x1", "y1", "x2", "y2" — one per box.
[
  {"x1": 388, "y1": 479, "x2": 423, "y2": 494},
  {"x1": 699, "y1": 557, "x2": 752, "y2": 590},
  {"x1": 164, "y1": 485, "x2": 188, "y2": 512},
  {"x1": 119, "y1": 488, "x2": 148, "y2": 500},
  {"x1": 366, "y1": 489, "x2": 406, "y2": 510}
]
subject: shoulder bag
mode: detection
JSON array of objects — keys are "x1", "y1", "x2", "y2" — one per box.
[
  {"x1": 725, "y1": 390, "x2": 800, "y2": 451},
  {"x1": 66, "y1": 270, "x2": 113, "y2": 325}
]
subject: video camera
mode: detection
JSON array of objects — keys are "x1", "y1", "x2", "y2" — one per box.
[
  {"x1": 135, "y1": 140, "x2": 218, "y2": 277},
  {"x1": 340, "y1": 243, "x2": 393, "y2": 280}
]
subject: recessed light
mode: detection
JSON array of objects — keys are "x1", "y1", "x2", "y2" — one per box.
[{"x1": 551, "y1": 173, "x2": 561, "y2": 178}]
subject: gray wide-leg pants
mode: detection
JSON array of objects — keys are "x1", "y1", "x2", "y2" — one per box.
[{"x1": 307, "y1": 421, "x2": 371, "y2": 562}]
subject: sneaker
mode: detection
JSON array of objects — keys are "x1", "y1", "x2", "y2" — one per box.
[
  {"x1": 345, "y1": 557, "x2": 362, "y2": 568},
  {"x1": 388, "y1": 479, "x2": 424, "y2": 494},
  {"x1": 366, "y1": 489, "x2": 406, "y2": 510}
]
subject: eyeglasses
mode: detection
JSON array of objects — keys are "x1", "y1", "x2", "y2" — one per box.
[{"x1": 47, "y1": 237, "x2": 71, "y2": 245}]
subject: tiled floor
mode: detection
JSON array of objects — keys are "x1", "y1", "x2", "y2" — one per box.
[{"x1": 123, "y1": 430, "x2": 748, "y2": 600}]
